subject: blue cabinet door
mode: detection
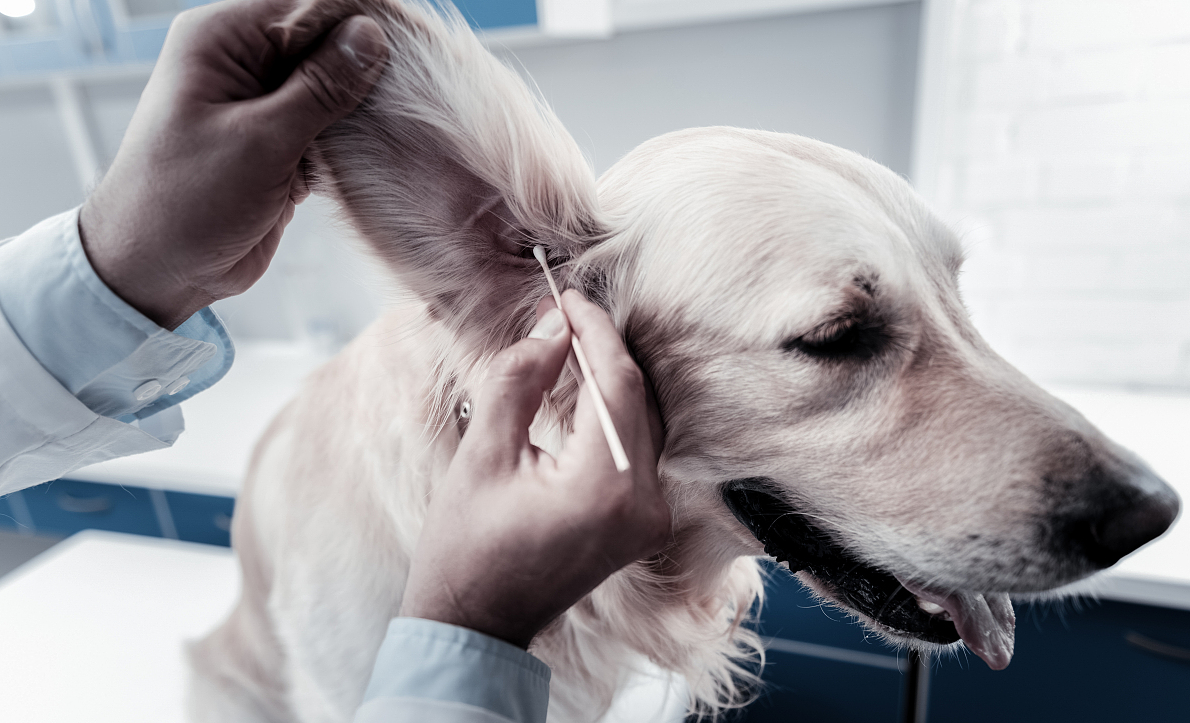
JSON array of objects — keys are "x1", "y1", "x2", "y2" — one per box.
[
  {"x1": 1, "y1": 480, "x2": 236, "y2": 547},
  {"x1": 736, "y1": 563, "x2": 911, "y2": 723},
  {"x1": 16, "y1": 478, "x2": 163, "y2": 537},
  {"x1": 166, "y1": 490, "x2": 235, "y2": 547},
  {"x1": 930, "y1": 599, "x2": 1190, "y2": 722}
]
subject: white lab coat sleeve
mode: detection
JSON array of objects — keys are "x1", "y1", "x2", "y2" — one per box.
[
  {"x1": 0, "y1": 305, "x2": 173, "y2": 496},
  {"x1": 354, "y1": 619, "x2": 552, "y2": 723},
  {"x1": 0, "y1": 209, "x2": 234, "y2": 496}
]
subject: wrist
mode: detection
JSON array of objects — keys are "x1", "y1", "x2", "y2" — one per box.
[
  {"x1": 399, "y1": 589, "x2": 539, "y2": 650},
  {"x1": 79, "y1": 194, "x2": 205, "y2": 331}
]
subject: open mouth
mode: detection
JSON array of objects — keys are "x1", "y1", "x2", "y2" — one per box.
[{"x1": 722, "y1": 479, "x2": 1015, "y2": 669}]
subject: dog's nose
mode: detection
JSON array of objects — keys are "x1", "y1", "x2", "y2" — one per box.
[{"x1": 1075, "y1": 474, "x2": 1180, "y2": 568}]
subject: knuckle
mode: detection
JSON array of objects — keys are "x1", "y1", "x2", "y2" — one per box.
[
  {"x1": 487, "y1": 347, "x2": 538, "y2": 384},
  {"x1": 600, "y1": 354, "x2": 639, "y2": 385},
  {"x1": 613, "y1": 362, "x2": 645, "y2": 396},
  {"x1": 170, "y1": 8, "x2": 200, "y2": 31},
  {"x1": 300, "y1": 62, "x2": 352, "y2": 115},
  {"x1": 170, "y1": 4, "x2": 218, "y2": 37}
]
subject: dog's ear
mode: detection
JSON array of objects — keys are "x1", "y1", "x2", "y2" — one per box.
[{"x1": 277, "y1": 0, "x2": 606, "y2": 345}]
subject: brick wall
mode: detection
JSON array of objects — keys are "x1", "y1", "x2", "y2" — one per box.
[{"x1": 925, "y1": 0, "x2": 1190, "y2": 388}]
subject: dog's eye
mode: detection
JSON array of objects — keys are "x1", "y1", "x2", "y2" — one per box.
[{"x1": 781, "y1": 316, "x2": 888, "y2": 361}]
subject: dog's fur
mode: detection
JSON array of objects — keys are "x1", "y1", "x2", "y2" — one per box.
[{"x1": 189, "y1": 2, "x2": 1178, "y2": 722}]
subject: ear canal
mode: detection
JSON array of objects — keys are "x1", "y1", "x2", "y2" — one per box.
[{"x1": 286, "y1": 0, "x2": 606, "y2": 347}]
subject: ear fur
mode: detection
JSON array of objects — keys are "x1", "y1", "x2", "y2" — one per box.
[{"x1": 277, "y1": 0, "x2": 607, "y2": 350}]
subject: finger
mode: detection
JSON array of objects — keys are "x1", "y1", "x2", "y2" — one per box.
[
  {"x1": 560, "y1": 290, "x2": 630, "y2": 370},
  {"x1": 225, "y1": 200, "x2": 292, "y2": 293},
  {"x1": 291, "y1": 157, "x2": 313, "y2": 204},
  {"x1": 560, "y1": 291, "x2": 659, "y2": 466},
  {"x1": 268, "y1": 0, "x2": 362, "y2": 53},
  {"x1": 258, "y1": 15, "x2": 387, "y2": 150},
  {"x1": 468, "y1": 308, "x2": 572, "y2": 458},
  {"x1": 535, "y1": 294, "x2": 558, "y2": 318}
]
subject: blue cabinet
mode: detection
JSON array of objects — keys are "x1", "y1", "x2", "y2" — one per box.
[
  {"x1": 738, "y1": 562, "x2": 1190, "y2": 723},
  {"x1": 738, "y1": 563, "x2": 912, "y2": 723},
  {"x1": 165, "y1": 489, "x2": 235, "y2": 547},
  {"x1": 930, "y1": 599, "x2": 1190, "y2": 722},
  {"x1": 16, "y1": 478, "x2": 163, "y2": 537},
  {"x1": 1, "y1": 479, "x2": 235, "y2": 547}
]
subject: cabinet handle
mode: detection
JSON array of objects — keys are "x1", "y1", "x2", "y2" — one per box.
[
  {"x1": 1125, "y1": 632, "x2": 1190, "y2": 664},
  {"x1": 56, "y1": 493, "x2": 112, "y2": 514}
]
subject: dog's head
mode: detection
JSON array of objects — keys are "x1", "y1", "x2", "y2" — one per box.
[
  {"x1": 288, "y1": 0, "x2": 1179, "y2": 677},
  {"x1": 581, "y1": 127, "x2": 1181, "y2": 669}
]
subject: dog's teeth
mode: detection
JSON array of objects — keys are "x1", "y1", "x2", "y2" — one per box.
[{"x1": 915, "y1": 596, "x2": 949, "y2": 619}]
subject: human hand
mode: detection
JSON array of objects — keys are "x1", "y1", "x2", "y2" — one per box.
[
  {"x1": 399, "y1": 290, "x2": 672, "y2": 649},
  {"x1": 79, "y1": 0, "x2": 388, "y2": 329}
]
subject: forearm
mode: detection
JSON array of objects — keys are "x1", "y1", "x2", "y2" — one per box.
[{"x1": 355, "y1": 618, "x2": 551, "y2": 723}]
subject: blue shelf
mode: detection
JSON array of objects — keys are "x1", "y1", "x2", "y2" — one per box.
[
  {"x1": 0, "y1": 0, "x2": 537, "y2": 80},
  {"x1": 448, "y1": 0, "x2": 536, "y2": 29}
]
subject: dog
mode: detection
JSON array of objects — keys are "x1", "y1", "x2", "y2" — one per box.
[{"x1": 188, "y1": 1, "x2": 1181, "y2": 721}]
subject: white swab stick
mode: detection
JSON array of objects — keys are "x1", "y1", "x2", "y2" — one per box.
[{"x1": 533, "y1": 246, "x2": 631, "y2": 473}]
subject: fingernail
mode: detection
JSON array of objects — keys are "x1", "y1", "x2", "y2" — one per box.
[
  {"x1": 337, "y1": 17, "x2": 386, "y2": 70},
  {"x1": 529, "y1": 308, "x2": 566, "y2": 339}
]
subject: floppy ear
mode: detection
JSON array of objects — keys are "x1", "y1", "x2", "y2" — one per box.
[{"x1": 276, "y1": 0, "x2": 606, "y2": 348}]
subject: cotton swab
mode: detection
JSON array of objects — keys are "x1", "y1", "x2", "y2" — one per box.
[{"x1": 533, "y1": 246, "x2": 631, "y2": 473}]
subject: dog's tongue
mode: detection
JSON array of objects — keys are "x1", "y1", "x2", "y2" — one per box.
[{"x1": 897, "y1": 577, "x2": 1016, "y2": 670}]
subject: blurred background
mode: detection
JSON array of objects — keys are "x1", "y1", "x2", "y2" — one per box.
[
  {"x1": 5, "y1": 0, "x2": 1190, "y2": 386},
  {"x1": 2, "y1": 1, "x2": 1190, "y2": 722}
]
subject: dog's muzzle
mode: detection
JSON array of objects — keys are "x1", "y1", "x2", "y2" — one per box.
[{"x1": 721, "y1": 478, "x2": 960, "y2": 645}]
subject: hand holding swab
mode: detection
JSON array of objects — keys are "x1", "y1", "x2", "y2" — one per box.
[{"x1": 533, "y1": 246, "x2": 631, "y2": 473}]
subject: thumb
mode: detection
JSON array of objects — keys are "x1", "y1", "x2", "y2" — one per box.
[
  {"x1": 264, "y1": 15, "x2": 387, "y2": 148},
  {"x1": 469, "y1": 308, "x2": 572, "y2": 456}
]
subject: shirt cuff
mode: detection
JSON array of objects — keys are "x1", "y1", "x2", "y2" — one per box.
[
  {"x1": 359, "y1": 618, "x2": 551, "y2": 723},
  {"x1": 0, "y1": 208, "x2": 234, "y2": 422}
]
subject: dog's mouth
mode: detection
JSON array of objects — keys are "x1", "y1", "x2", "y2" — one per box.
[{"x1": 722, "y1": 479, "x2": 1015, "y2": 669}]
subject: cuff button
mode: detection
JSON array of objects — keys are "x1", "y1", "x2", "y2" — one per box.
[
  {"x1": 134, "y1": 380, "x2": 163, "y2": 402},
  {"x1": 165, "y1": 377, "x2": 191, "y2": 395}
]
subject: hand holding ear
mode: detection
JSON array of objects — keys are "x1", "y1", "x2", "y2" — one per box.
[
  {"x1": 400, "y1": 290, "x2": 672, "y2": 649},
  {"x1": 79, "y1": 0, "x2": 388, "y2": 330}
]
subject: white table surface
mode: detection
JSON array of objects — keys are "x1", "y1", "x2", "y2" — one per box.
[
  {"x1": 0, "y1": 531, "x2": 239, "y2": 723},
  {"x1": 70, "y1": 342, "x2": 329, "y2": 497},
  {"x1": 59, "y1": 344, "x2": 1190, "y2": 606},
  {"x1": 0, "y1": 531, "x2": 684, "y2": 723}
]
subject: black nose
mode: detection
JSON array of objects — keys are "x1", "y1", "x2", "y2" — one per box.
[{"x1": 1076, "y1": 483, "x2": 1180, "y2": 568}]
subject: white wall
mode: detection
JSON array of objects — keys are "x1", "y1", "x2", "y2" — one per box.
[
  {"x1": 921, "y1": 0, "x2": 1190, "y2": 389},
  {"x1": 498, "y1": 0, "x2": 920, "y2": 176},
  {"x1": 0, "y1": 85, "x2": 84, "y2": 237},
  {"x1": 0, "y1": 1, "x2": 921, "y2": 346}
]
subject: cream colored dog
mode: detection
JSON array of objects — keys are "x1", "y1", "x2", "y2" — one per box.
[{"x1": 189, "y1": 1, "x2": 1180, "y2": 721}]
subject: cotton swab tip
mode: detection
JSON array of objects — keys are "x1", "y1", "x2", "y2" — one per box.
[{"x1": 534, "y1": 246, "x2": 565, "y2": 307}]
